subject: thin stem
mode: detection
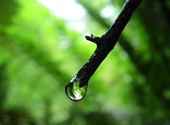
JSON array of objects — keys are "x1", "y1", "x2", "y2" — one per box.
[{"x1": 66, "y1": 0, "x2": 142, "y2": 87}]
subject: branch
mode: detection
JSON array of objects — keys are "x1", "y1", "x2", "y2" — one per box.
[{"x1": 65, "y1": 0, "x2": 142, "y2": 101}]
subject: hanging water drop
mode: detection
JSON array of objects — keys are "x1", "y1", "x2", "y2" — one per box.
[{"x1": 65, "y1": 79, "x2": 88, "y2": 101}]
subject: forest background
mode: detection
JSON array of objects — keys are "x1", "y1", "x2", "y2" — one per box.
[{"x1": 0, "y1": 0, "x2": 170, "y2": 124}]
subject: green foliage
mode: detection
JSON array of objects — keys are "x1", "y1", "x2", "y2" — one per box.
[{"x1": 0, "y1": 0, "x2": 170, "y2": 124}]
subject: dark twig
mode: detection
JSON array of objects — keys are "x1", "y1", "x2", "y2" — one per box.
[{"x1": 65, "y1": 0, "x2": 142, "y2": 101}]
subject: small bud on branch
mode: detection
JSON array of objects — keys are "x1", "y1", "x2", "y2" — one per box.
[{"x1": 65, "y1": 0, "x2": 142, "y2": 101}]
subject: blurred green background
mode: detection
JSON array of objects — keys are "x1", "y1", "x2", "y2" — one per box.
[{"x1": 0, "y1": 0, "x2": 170, "y2": 124}]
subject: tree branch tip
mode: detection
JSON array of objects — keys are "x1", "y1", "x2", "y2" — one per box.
[{"x1": 85, "y1": 34, "x2": 102, "y2": 45}]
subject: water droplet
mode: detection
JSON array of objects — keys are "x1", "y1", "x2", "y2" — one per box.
[{"x1": 65, "y1": 79, "x2": 88, "y2": 101}]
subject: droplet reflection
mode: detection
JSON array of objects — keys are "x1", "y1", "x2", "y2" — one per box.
[{"x1": 65, "y1": 79, "x2": 87, "y2": 101}]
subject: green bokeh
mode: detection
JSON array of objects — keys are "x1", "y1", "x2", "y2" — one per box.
[{"x1": 0, "y1": 0, "x2": 170, "y2": 124}]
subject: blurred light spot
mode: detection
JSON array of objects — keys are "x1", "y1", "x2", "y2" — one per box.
[
  {"x1": 131, "y1": 40, "x2": 140, "y2": 49},
  {"x1": 123, "y1": 74, "x2": 132, "y2": 84},
  {"x1": 100, "y1": 5, "x2": 115, "y2": 19},
  {"x1": 52, "y1": 110, "x2": 69, "y2": 123},
  {"x1": 163, "y1": 90, "x2": 170, "y2": 99},
  {"x1": 101, "y1": 74, "x2": 112, "y2": 84},
  {"x1": 60, "y1": 41, "x2": 70, "y2": 50},
  {"x1": 137, "y1": 75, "x2": 145, "y2": 85},
  {"x1": 45, "y1": 17, "x2": 54, "y2": 26},
  {"x1": 59, "y1": 36, "x2": 70, "y2": 50},
  {"x1": 38, "y1": 0, "x2": 85, "y2": 21},
  {"x1": 67, "y1": 21, "x2": 86, "y2": 32},
  {"x1": 119, "y1": 50, "x2": 128, "y2": 60}
]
